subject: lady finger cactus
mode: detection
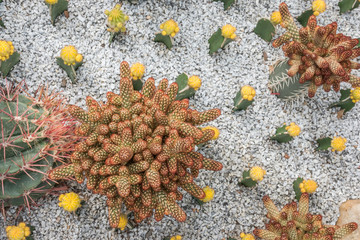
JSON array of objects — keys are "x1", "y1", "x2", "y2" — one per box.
[
  {"x1": 49, "y1": 61, "x2": 222, "y2": 227},
  {"x1": 6, "y1": 222, "x2": 31, "y2": 240},
  {"x1": 57, "y1": 45, "x2": 84, "y2": 83},
  {"x1": 105, "y1": 4, "x2": 129, "y2": 44},
  {"x1": 0, "y1": 40, "x2": 20, "y2": 77},
  {"x1": 271, "y1": 122, "x2": 301, "y2": 143},
  {"x1": 240, "y1": 166, "x2": 266, "y2": 187}
]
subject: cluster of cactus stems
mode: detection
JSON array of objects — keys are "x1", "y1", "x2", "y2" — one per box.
[
  {"x1": 274, "y1": 2, "x2": 360, "y2": 97},
  {"x1": 254, "y1": 193, "x2": 358, "y2": 240},
  {"x1": 49, "y1": 61, "x2": 222, "y2": 227},
  {"x1": 0, "y1": 80, "x2": 78, "y2": 217}
]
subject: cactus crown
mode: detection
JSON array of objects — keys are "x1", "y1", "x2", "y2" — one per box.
[
  {"x1": 254, "y1": 193, "x2": 358, "y2": 240},
  {"x1": 49, "y1": 61, "x2": 222, "y2": 227},
  {"x1": 274, "y1": 2, "x2": 360, "y2": 97}
]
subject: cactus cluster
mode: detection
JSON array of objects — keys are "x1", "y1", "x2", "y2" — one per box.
[
  {"x1": 253, "y1": 193, "x2": 358, "y2": 240},
  {"x1": 0, "y1": 81, "x2": 78, "y2": 214},
  {"x1": 273, "y1": 2, "x2": 360, "y2": 97},
  {"x1": 49, "y1": 61, "x2": 222, "y2": 227}
]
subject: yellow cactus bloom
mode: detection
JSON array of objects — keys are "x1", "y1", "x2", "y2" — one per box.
[
  {"x1": 350, "y1": 88, "x2": 360, "y2": 103},
  {"x1": 249, "y1": 166, "x2": 266, "y2": 182},
  {"x1": 6, "y1": 222, "x2": 31, "y2": 240},
  {"x1": 202, "y1": 126, "x2": 220, "y2": 140},
  {"x1": 187, "y1": 75, "x2": 201, "y2": 90},
  {"x1": 0, "y1": 40, "x2": 15, "y2": 62},
  {"x1": 285, "y1": 122, "x2": 301, "y2": 137},
  {"x1": 270, "y1": 11, "x2": 282, "y2": 25},
  {"x1": 241, "y1": 85, "x2": 256, "y2": 101},
  {"x1": 312, "y1": 0, "x2": 326, "y2": 15},
  {"x1": 130, "y1": 62, "x2": 145, "y2": 80},
  {"x1": 45, "y1": 0, "x2": 58, "y2": 5},
  {"x1": 200, "y1": 186, "x2": 215, "y2": 203},
  {"x1": 60, "y1": 46, "x2": 82, "y2": 66},
  {"x1": 240, "y1": 233, "x2": 255, "y2": 240},
  {"x1": 58, "y1": 192, "x2": 81, "y2": 212},
  {"x1": 331, "y1": 136, "x2": 346, "y2": 152},
  {"x1": 105, "y1": 4, "x2": 129, "y2": 33},
  {"x1": 118, "y1": 213, "x2": 128, "y2": 230},
  {"x1": 299, "y1": 179, "x2": 318, "y2": 194},
  {"x1": 160, "y1": 19, "x2": 179, "y2": 37},
  {"x1": 221, "y1": 24, "x2": 236, "y2": 40},
  {"x1": 170, "y1": 235, "x2": 182, "y2": 240}
]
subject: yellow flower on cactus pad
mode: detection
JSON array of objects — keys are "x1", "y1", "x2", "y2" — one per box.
[
  {"x1": 240, "y1": 233, "x2": 255, "y2": 240},
  {"x1": 270, "y1": 11, "x2": 282, "y2": 25},
  {"x1": 160, "y1": 19, "x2": 179, "y2": 37},
  {"x1": 331, "y1": 136, "x2": 346, "y2": 152},
  {"x1": 241, "y1": 85, "x2": 256, "y2": 101},
  {"x1": 285, "y1": 122, "x2": 301, "y2": 137},
  {"x1": 299, "y1": 179, "x2": 317, "y2": 194},
  {"x1": 202, "y1": 126, "x2": 220, "y2": 140},
  {"x1": 118, "y1": 213, "x2": 128, "y2": 230},
  {"x1": 249, "y1": 166, "x2": 266, "y2": 182},
  {"x1": 312, "y1": 0, "x2": 326, "y2": 16},
  {"x1": 105, "y1": 4, "x2": 129, "y2": 33},
  {"x1": 188, "y1": 75, "x2": 201, "y2": 90},
  {"x1": 60, "y1": 46, "x2": 83, "y2": 66},
  {"x1": 58, "y1": 192, "x2": 81, "y2": 212},
  {"x1": 0, "y1": 40, "x2": 15, "y2": 62},
  {"x1": 221, "y1": 24, "x2": 236, "y2": 40},
  {"x1": 6, "y1": 222, "x2": 31, "y2": 240},
  {"x1": 350, "y1": 88, "x2": 360, "y2": 103},
  {"x1": 170, "y1": 235, "x2": 182, "y2": 240},
  {"x1": 130, "y1": 63, "x2": 145, "y2": 80},
  {"x1": 45, "y1": 0, "x2": 58, "y2": 5},
  {"x1": 200, "y1": 186, "x2": 214, "y2": 203}
]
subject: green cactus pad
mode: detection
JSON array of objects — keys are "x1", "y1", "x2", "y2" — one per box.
[
  {"x1": 329, "y1": 89, "x2": 356, "y2": 114},
  {"x1": 0, "y1": 51, "x2": 20, "y2": 77},
  {"x1": 297, "y1": 9, "x2": 314, "y2": 27},
  {"x1": 208, "y1": 28, "x2": 233, "y2": 55},
  {"x1": 253, "y1": 18, "x2": 275, "y2": 42},
  {"x1": 213, "y1": 0, "x2": 235, "y2": 10},
  {"x1": 338, "y1": 0, "x2": 360, "y2": 14},
  {"x1": 175, "y1": 73, "x2": 196, "y2": 100},
  {"x1": 233, "y1": 90, "x2": 253, "y2": 111},
  {"x1": 271, "y1": 125, "x2": 293, "y2": 143},
  {"x1": 154, "y1": 33, "x2": 173, "y2": 50},
  {"x1": 239, "y1": 170, "x2": 257, "y2": 187},
  {"x1": 268, "y1": 60, "x2": 309, "y2": 100},
  {"x1": 316, "y1": 137, "x2": 332, "y2": 151},
  {"x1": 56, "y1": 57, "x2": 83, "y2": 83},
  {"x1": 293, "y1": 177, "x2": 304, "y2": 201},
  {"x1": 47, "y1": 0, "x2": 68, "y2": 26}
]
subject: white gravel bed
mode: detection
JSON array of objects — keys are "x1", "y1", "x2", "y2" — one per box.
[{"x1": 0, "y1": 0, "x2": 359, "y2": 239}]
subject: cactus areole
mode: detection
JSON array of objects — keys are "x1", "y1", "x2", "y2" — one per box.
[{"x1": 49, "y1": 61, "x2": 222, "y2": 227}]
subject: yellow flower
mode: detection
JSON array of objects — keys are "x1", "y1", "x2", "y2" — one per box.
[
  {"x1": 202, "y1": 126, "x2": 220, "y2": 140},
  {"x1": 58, "y1": 192, "x2": 81, "y2": 212},
  {"x1": 118, "y1": 213, "x2": 128, "y2": 230},
  {"x1": 221, "y1": 24, "x2": 236, "y2": 40},
  {"x1": 188, "y1": 75, "x2": 201, "y2": 90},
  {"x1": 331, "y1": 136, "x2": 346, "y2": 152},
  {"x1": 249, "y1": 166, "x2": 266, "y2": 182},
  {"x1": 200, "y1": 186, "x2": 214, "y2": 203},
  {"x1": 60, "y1": 46, "x2": 82, "y2": 66},
  {"x1": 285, "y1": 122, "x2": 301, "y2": 137},
  {"x1": 6, "y1": 222, "x2": 31, "y2": 240},
  {"x1": 105, "y1": 4, "x2": 129, "y2": 33},
  {"x1": 170, "y1": 235, "x2": 182, "y2": 240},
  {"x1": 312, "y1": 0, "x2": 326, "y2": 15},
  {"x1": 270, "y1": 11, "x2": 282, "y2": 25},
  {"x1": 240, "y1": 233, "x2": 255, "y2": 240},
  {"x1": 299, "y1": 179, "x2": 317, "y2": 194},
  {"x1": 130, "y1": 62, "x2": 145, "y2": 80},
  {"x1": 350, "y1": 88, "x2": 360, "y2": 103},
  {"x1": 45, "y1": 0, "x2": 58, "y2": 5},
  {"x1": 160, "y1": 19, "x2": 179, "y2": 37},
  {"x1": 0, "y1": 40, "x2": 15, "y2": 62},
  {"x1": 240, "y1": 85, "x2": 256, "y2": 101}
]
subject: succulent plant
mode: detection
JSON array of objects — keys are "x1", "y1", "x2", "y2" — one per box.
[
  {"x1": 105, "y1": 4, "x2": 129, "y2": 44},
  {"x1": 44, "y1": 0, "x2": 68, "y2": 26},
  {"x1": 0, "y1": 40, "x2": 20, "y2": 77},
  {"x1": 273, "y1": 2, "x2": 360, "y2": 98},
  {"x1": 49, "y1": 61, "x2": 222, "y2": 227},
  {"x1": 254, "y1": 193, "x2": 358, "y2": 240},
  {"x1": 0, "y1": 80, "x2": 78, "y2": 215}
]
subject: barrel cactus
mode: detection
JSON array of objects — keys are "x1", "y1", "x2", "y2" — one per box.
[
  {"x1": 0, "y1": 81, "x2": 78, "y2": 214},
  {"x1": 49, "y1": 61, "x2": 222, "y2": 227}
]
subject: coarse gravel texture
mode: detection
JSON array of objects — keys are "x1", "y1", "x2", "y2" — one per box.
[{"x1": 1, "y1": 0, "x2": 360, "y2": 239}]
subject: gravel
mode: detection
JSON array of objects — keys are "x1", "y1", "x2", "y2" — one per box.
[{"x1": 0, "y1": 0, "x2": 359, "y2": 239}]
